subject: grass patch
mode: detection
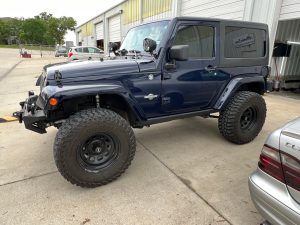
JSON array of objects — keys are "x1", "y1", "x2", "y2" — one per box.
[
  {"x1": 0, "y1": 44, "x2": 55, "y2": 51},
  {"x1": 0, "y1": 44, "x2": 19, "y2": 49}
]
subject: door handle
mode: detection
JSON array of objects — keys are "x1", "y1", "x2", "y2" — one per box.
[
  {"x1": 144, "y1": 94, "x2": 158, "y2": 100},
  {"x1": 205, "y1": 65, "x2": 216, "y2": 72}
]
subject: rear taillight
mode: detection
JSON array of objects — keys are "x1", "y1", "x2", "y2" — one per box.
[
  {"x1": 281, "y1": 153, "x2": 300, "y2": 191},
  {"x1": 68, "y1": 52, "x2": 73, "y2": 58},
  {"x1": 259, "y1": 145, "x2": 285, "y2": 182},
  {"x1": 259, "y1": 144, "x2": 300, "y2": 191}
]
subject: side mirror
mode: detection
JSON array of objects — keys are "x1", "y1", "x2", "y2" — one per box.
[
  {"x1": 109, "y1": 42, "x2": 120, "y2": 56},
  {"x1": 169, "y1": 45, "x2": 189, "y2": 61},
  {"x1": 143, "y1": 38, "x2": 157, "y2": 54}
]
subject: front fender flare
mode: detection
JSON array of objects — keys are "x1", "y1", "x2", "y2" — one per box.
[{"x1": 41, "y1": 84, "x2": 146, "y2": 122}]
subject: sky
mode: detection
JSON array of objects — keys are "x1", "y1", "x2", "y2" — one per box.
[{"x1": 1, "y1": 0, "x2": 124, "y2": 43}]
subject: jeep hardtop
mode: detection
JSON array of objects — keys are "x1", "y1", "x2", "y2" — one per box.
[{"x1": 14, "y1": 17, "x2": 270, "y2": 187}]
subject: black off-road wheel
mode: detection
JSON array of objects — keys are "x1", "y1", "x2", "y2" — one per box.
[
  {"x1": 218, "y1": 91, "x2": 266, "y2": 144},
  {"x1": 54, "y1": 108, "x2": 136, "y2": 188}
]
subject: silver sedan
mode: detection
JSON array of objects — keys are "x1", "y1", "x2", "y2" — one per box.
[{"x1": 249, "y1": 117, "x2": 300, "y2": 225}]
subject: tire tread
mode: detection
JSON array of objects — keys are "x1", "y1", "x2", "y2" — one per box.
[
  {"x1": 53, "y1": 108, "x2": 136, "y2": 188},
  {"x1": 218, "y1": 91, "x2": 266, "y2": 144}
]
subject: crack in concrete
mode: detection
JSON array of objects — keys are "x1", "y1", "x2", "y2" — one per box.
[
  {"x1": 0, "y1": 60, "x2": 23, "y2": 82},
  {"x1": 0, "y1": 171, "x2": 58, "y2": 187},
  {"x1": 1, "y1": 135, "x2": 232, "y2": 225},
  {"x1": 137, "y1": 140, "x2": 233, "y2": 225}
]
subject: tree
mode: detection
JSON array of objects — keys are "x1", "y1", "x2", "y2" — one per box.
[
  {"x1": 58, "y1": 16, "x2": 76, "y2": 43},
  {"x1": 35, "y1": 12, "x2": 77, "y2": 44},
  {"x1": 0, "y1": 20, "x2": 9, "y2": 44},
  {"x1": 20, "y1": 18, "x2": 46, "y2": 44},
  {"x1": 6, "y1": 18, "x2": 24, "y2": 43},
  {"x1": 1, "y1": 12, "x2": 77, "y2": 45}
]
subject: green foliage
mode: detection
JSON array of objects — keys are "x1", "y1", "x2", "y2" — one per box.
[
  {"x1": 0, "y1": 12, "x2": 77, "y2": 45},
  {"x1": 0, "y1": 20, "x2": 9, "y2": 44},
  {"x1": 20, "y1": 18, "x2": 46, "y2": 44}
]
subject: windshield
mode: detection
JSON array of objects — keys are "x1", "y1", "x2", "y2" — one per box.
[{"x1": 120, "y1": 20, "x2": 170, "y2": 53}]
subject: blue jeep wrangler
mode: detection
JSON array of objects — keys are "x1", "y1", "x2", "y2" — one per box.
[{"x1": 14, "y1": 17, "x2": 270, "y2": 187}]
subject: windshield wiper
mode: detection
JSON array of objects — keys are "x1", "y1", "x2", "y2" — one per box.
[
  {"x1": 128, "y1": 49, "x2": 141, "y2": 58},
  {"x1": 119, "y1": 49, "x2": 151, "y2": 58}
]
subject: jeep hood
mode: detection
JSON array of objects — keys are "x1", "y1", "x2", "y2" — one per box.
[{"x1": 46, "y1": 59, "x2": 140, "y2": 80}]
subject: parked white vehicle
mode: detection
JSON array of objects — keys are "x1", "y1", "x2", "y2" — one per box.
[{"x1": 68, "y1": 46, "x2": 104, "y2": 61}]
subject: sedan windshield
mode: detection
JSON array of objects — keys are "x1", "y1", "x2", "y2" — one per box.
[{"x1": 120, "y1": 20, "x2": 170, "y2": 53}]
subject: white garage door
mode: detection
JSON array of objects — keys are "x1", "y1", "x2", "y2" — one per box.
[
  {"x1": 108, "y1": 15, "x2": 121, "y2": 42},
  {"x1": 95, "y1": 22, "x2": 104, "y2": 40}
]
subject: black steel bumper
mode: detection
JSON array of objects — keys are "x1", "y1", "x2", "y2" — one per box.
[{"x1": 13, "y1": 93, "x2": 47, "y2": 134}]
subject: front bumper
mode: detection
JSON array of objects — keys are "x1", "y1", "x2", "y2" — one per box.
[
  {"x1": 13, "y1": 93, "x2": 47, "y2": 134},
  {"x1": 248, "y1": 168, "x2": 300, "y2": 225}
]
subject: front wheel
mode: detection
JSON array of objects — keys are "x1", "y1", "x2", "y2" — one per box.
[
  {"x1": 218, "y1": 91, "x2": 266, "y2": 144},
  {"x1": 54, "y1": 108, "x2": 136, "y2": 188}
]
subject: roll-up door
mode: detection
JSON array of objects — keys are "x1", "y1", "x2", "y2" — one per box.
[
  {"x1": 95, "y1": 22, "x2": 104, "y2": 40},
  {"x1": 108, "y1": 15, "x2": 121, "y2": 43}
]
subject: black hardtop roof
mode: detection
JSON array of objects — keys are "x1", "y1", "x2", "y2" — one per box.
[
  {"x1": 140, "y1": 17, "x2": 268, "y2": 30},
  {"x1": 174, "y1": 17, "x2": 268, "y2": 28}
]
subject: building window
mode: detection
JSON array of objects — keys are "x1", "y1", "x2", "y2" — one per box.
[{"x1": 173, "y1": 25, "x2": 215, "y2": 59}]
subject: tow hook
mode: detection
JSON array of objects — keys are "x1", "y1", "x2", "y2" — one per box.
[{"x1": 13, "y1": 111, "x2": 23, "y2": 123}]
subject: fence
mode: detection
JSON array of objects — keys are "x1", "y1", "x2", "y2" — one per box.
[{"x1": 19, "y1": 44, "x2": 56, "y2": 57}]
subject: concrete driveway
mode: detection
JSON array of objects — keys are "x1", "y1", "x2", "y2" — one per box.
[{"x1": 0, "y1": 48, "x2": 300, "y2": 225}]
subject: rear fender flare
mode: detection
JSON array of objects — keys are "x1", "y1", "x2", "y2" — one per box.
[{"x1": 214, "y1": 76, "x2": 265, "y2": 110}]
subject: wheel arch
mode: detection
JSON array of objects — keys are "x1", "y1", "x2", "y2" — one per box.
[
  {"x1": 50, "y1": 92, "x2": 144, "y2": 127},
  {"x1": 214, "y1": 76, "x2": 266, "y2": 110}
]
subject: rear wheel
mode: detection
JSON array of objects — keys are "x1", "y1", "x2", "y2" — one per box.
[
  {"x1": 218, "y1": 91, "x2": 266, "y2": 144},
  {"x1": 54, "y1": 108, "x2": 136, "y2": 188}
]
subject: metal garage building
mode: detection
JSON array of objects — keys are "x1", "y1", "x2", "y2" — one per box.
[{"x1": 75, "y1": 0, "x2": 300, "y2": 86}]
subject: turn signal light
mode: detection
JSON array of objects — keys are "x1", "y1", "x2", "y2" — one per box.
[{"x1": 49, "y1": 98, "x2": 58, "y2": 106}]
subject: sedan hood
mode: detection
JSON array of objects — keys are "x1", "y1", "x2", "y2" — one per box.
[{"x1": 46, "y1": 59, "x2": 140, "y2": 80}]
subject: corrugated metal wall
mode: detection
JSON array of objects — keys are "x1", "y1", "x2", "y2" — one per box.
[
  {"x1": 78, "y1": 32, "x2": 82, "y2": 43},
  {"x1": 275, "y1": 19, "x2": 300, "y2": 79},
  {"x1": 280, "y1": 0, "x2": 300, "y2": 20},
  {"x1": 121, "y1": 0, "x2": 173, "y2": 38},
  {"x1": 122, "y1": 0, "x2": 172, "y2": 25},
  {"x1": 123, "y1": 0, "x2": 141, "y2": 25},
  {"x1": 142, "y1": 0, "x2": 172, "y2": 19},
  {"x1": 181, "y1": 0, "x2": 246, "y2": 20},
  {"x1": 81, "y1": 21, "x2": 94, "y2": 37}
]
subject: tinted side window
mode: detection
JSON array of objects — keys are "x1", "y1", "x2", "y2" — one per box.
[
  {"x1": 75, "y1": 48, "x2": 82, "y2": 53},
  {"x1": 88, "y1": 48, "x2": 96, "y2": 53},
  {"x1": 173, "y1": 25, "x2": 214, "y2": 59},
  {"x1": 82, "y1": 47, "x2": 89, "y2": 53},
  {"x1": 225, "y1": 26, "x2": 266, "y2": 58}
]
